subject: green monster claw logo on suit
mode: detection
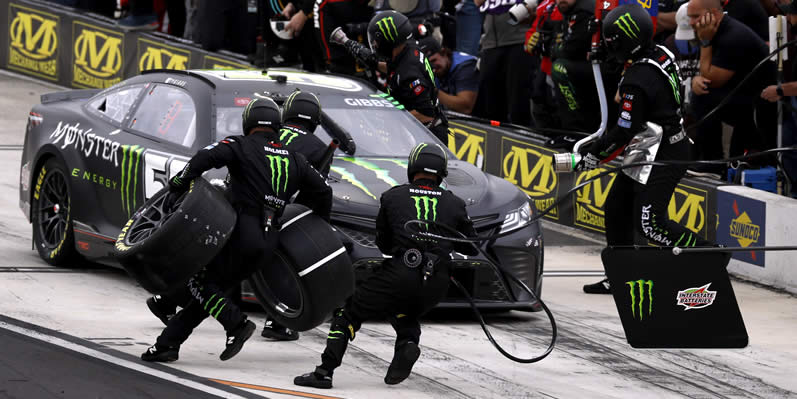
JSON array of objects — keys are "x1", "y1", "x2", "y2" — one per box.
[{"x1": 266, "y1": 155, "x2": 290, "y2": 195}]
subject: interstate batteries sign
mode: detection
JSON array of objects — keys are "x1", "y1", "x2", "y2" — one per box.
[{"x1": 7, "y1": 3, "x2": 59, "y2": 80}]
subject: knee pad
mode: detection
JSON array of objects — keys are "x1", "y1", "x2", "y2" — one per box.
[{"x1": 329, "y1": 309, "x2": 356, "y2": 341}]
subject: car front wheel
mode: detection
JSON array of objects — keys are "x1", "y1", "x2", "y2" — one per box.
[{"x1": 31, "y1": 158, "x2": 78, "y2": 266}]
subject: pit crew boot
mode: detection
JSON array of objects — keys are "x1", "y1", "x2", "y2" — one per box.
[
  {"x1": 583, "y1": 278, "x2": 611, "y2": 294},
  {"x1": 141, "y1": 344, "x2": 179, "y2": 362},
  {"x1": 294, "y1": 367, "x2": 333, "y2": 389},
  {"x1": 384, "y1": 341, "x2": 420, "y2": 385},
  {"x1": 147, "y1": 295, "x2": 177, "y2": 326},
  {"x1": 261, "y1": 318, "x2": 299, "y2": 341},
  {"x1": 220, "y1": 320, "x2": 256, "y2": 361}
]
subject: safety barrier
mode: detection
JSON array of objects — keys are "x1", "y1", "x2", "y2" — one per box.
[{"x1": 3, "y1": 0, "x2": 793, "y2": 291}]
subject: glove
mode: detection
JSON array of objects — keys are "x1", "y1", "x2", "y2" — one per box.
[
  {"x1": 575, "y1": 152, "x2": 601, "y2": 171},
  {"x1": 524, "y1": 32, "x2": 540, "y2": 54},
  {"x1": 329, "y1": 27, "x2": 350, "y2": 46}
]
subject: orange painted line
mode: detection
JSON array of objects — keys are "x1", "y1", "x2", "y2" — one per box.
[{"x1": 208, "y1": 378, "x2": 344, "y2": 399}]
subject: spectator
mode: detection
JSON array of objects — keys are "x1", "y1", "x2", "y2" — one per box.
[
  {"x1": 279, "y1": 0, "x2": 324, "y2": 71},
  {"x1": 118, "y1": 0, "x2": 159, "y2": 30},
  {"x1": 687, "y1": 0, "x2": 776, "y2": 176},
  {"x1": 474, "y1": 0, "x2": 535, "y2": 126},
  {"x1": 419, "y1": 37, "x2": 480, "y2": 114},
  {"x1": 314, "y1": 0, "x2": 373, "y2": 74},
  {"x1": 665, "y1": 4, "x2": 700, "y2": 121},
  {"x1": 456, "y1": 0, "x2": 484, "y2": 55},
  {"x1": 155, "y1": 0, "x2": 186, "y2": 38},
  {"x1": 760, "y1": 1, "x2": 797, "y2": 197},
  {"x1": 654, "y1": 0, "x2": 687, "y2": 42},
  {"x1": 524, "y1": 0, "x2": 562, "y2": 129},
  {"x1": 723, "y1": 0, "x2": 770, "y2": 40},
  {"x1": 196, "y1": 1, "x2": 258, "y2": 55}
]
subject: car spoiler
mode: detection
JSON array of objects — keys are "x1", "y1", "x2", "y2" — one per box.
[{"x1": 41, "y1": 89, "x2": 101, "y2": 104}]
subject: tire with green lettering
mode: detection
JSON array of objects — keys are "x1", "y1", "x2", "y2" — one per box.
[
  {"x1": 248, "y1": 204, "x2": 355, "y2": 331},
  {"x1": 113, "y1": 178, "x2": 237, "y2": 294},
  {"x1": 31, "y1": 158, "x2": 79, "y2": 266}
]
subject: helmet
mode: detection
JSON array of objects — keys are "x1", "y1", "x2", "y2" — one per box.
[
  {"x1": 270, "y1": 18, "x2": 292, "y2": 40},
  {"x1": 367, "y1": 11, "x2": 414, "y2": 59},
  {"x1": 602, "y1": 4, "x2": 654, "y2": 62},
  {"x1": 242, "y1": 97, "x2": 281, "y2": 134},
  {"x1": 407, "y1": 142, "x2": 448, "y2": 183},
  {"x1": 282, "y1": 91, "x2": 321, "y2": 129}
]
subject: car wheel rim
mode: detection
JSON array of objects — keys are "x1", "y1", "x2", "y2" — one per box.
[
  {"x1": 36, "y1": 169, "x2": 70, "y2": 248},
  {"x1": 125, "y1": 193, "x2": 185, "y2": 245},
  {"x1": 252, "y1": 252, "x2": 304, "y2": 318}
]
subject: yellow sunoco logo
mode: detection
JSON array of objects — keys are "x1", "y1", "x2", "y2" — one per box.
[
  {"x1": 447, "y1": 123, "x2": 485, "y2": 169},
  {"x1": 730, "y1": 212, "x2": 760, "y2": 247},
  {"x1": 138, "y1": 39, "x2": 190, "y2": 71},
  {"x1": 667, "y1": 186, "x2": 706, "y2": 234},
  {"x1": 501, "y1": 138, "x2": 558, "y2": 219},
  {"x1": 73, "y1": 22, "x2": 122, "y2": 88},
  {"x1": 574, "y1": 167, "x2": 617, "y2": 232},
  {"x1": 8, "y1": 6, "x2": 59, "y2": 79}
]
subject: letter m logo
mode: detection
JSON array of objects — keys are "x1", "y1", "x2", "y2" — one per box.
[
  {"x1": 266, "y1": 155, "x2": 290, "y2": 195},
  {"x1": 10, "y1": 11, "x2": 57, "y2": 59}
]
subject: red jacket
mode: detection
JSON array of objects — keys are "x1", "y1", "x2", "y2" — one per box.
[{"x1": 524, "y1": 0, "x2": 562, "y2": 75}]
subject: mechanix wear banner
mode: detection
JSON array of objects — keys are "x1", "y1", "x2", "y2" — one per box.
[{"x1": 602, "y1": 247, "x2": 747, "y2": 348}]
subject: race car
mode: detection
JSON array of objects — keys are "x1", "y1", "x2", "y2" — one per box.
[{"x1": 18, "y1": 69, "x2": 544, "y2": 311}]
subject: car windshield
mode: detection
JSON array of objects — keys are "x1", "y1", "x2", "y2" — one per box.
[{"x1": 216, "y1": 105, "x2": 444, "y2": 158}]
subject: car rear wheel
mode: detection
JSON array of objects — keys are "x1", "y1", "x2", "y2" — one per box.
[{"x1": 32, "y1": 159, "x2": 78, "y2": 266}]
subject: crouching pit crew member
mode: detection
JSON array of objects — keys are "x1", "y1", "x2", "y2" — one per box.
[
  {"x1": 329, "y1": 11, "x2": 450, "y2": 143},
  {"x1": 141, "y1": 97, "x2": 332, "y2": 362},
  {"x1": 294, "y1": 143, "x2": 478, "y2": 389},
  {"x1": 579, "y1": 5, "x2": 711, "y2": 294},
  {"x1": 145, "y1": 91, "x2": 330, "y2": 342}
]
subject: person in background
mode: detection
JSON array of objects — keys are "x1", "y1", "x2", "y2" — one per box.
[{"x1": 419, "y1": 36, "x2": 480, "y2": 115}]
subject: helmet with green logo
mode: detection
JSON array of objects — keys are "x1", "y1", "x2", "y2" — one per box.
[
  {"x1": 242, "y1": 97, "x2": 281, "y2": 135},
  {"x1": 602, "y1": 4, "x2": 654, "y2": 62},
  {"x1": 407, "y1": 142, "x2": 448, "y2": 184},
  {"x1": 282, "y1": 90, "x2": 321, "y2": 130},
  {"x1": 367, "y1": 11, "x2": 414, "y2": 59}
]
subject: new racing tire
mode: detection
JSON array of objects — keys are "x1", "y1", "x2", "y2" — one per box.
[
  {"x1": 249, "y1": 204, "x2": 355, "y2": 331},
  {"x1": 113, "y1": 178, "x2": 236, "y2": 294},
  {"x1": 32, "y1": 158, "x2": 78, "y2": 266}
]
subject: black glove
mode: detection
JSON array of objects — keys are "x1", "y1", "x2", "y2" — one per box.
[
  {"x1": 168, "y1": 174, "x2": 190, "y2": 193},
  {"x1": 576, "y1": 142, "x2": 602, "y2": 171}
]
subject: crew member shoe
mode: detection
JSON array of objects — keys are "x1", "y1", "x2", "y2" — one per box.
[
  {"x1": 261, "y1": 319, "x2": 299, "y2": 341},
  {"x1": 384, "y1": 341, "x2": 421, "y2": 385},
  {"x1": 583, "y1": 278, "x2": 611, "y2": 294},
  {"x1": 294, "y1": 368, "x2": 333, "y2": 389},
  {"x1": 141, "y1": 344, "x2": 179, "y2": 362},
  {"x1": 147, "y1": 295, "x2": 177, "y2": 326},
  {"x1": 220, "y1": 320, "x2": 256, "y2": 361}
]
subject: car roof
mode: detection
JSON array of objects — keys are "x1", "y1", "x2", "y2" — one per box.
[{"x1": 190, "y1": 69, "x2": 375, "y2": 97}]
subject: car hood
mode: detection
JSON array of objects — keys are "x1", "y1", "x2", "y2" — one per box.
[{"x1": 329, "y1": 156, "x2": 522, "y2": 218}]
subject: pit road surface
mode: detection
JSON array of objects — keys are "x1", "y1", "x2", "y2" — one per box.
[{"x1": 1, "y1": 71, "x2": 796, "y2": 399}]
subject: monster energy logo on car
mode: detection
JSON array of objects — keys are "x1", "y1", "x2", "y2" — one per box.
[
  {"x1": 376, "y1": 16, "x2": 398, "y2": 42},
  {"x1": 120, "y1": 144, "x2": 144, "y2": 217},
  {"x1": 614, "y1": 12, "x2": 640, "y2": 39},
  {"x1": 626, "y1": 279, "x2": 654, "y2": 320},
  {"x1": 412, "y1": 196, "x2": 438, "y2": 223},
  {"x1": 266, "y1": 155, "x2": 289, "y2": 195},
  {"x1": 279, "y1": 128, "x2": 299, "y2": 146}
]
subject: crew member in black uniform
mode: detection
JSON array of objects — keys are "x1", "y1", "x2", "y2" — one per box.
[
  {"x1": 329, "y1": 11, "x2": 450, "y2": 143},
  {"x1": 261, "y1": 90, "x2": 330, "y2": 341},
  {"x1": 293, "y1": 143, "x2": 478, "y2": 389},
  {"x1": 141, "y1": 98, "x2": 332, "y2": 362},
  {"x1": 579, "y1": 5, "x2": 711, "y2": 294}
]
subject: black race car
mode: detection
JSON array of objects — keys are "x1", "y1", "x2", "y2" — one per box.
[{"x1": 18, "y1": 69, "x2": 543, "y2": 311}]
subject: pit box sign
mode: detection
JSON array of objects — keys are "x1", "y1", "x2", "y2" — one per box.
[
  {"x1": 71, "y1": 20, "x2": 123, "y2": 89},
  {"x1": 448, "y1": 121, "x2": 486, "y2": 170},
  {"x1": 573, "y1": 166, "x2": 617, "y2": 233},
  {"x1": 500, "y1": 136, "x2": 560, "y2": 220},
  {"x1": 7, "y1": 3, "x2": 59, "y2": 81},
  {"x1": 201, "y1": 55, "x2": 250, "y2": 70},
  {"x1": 136, "y1": 37, "x2": 190, "y2": 73},
  {"x1": 717, "y1": 191, "x2": 766, "y2": 267}
]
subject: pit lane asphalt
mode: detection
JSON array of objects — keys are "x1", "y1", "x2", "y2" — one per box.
[{"x1": 1, "y1": 70, "x2": 797, "y2": 399}]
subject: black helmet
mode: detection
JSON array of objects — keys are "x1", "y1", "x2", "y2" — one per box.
[
  {"x1": 283, "y1": 90, "x2": 321, "y2": 129},
  {"x1": 602, "y1": 4, "x2": 654, "y2": 62},
  {"x1": 242, "y1": 97, "x2": 281, "y2": 134},
  {"x1": 367, "y1": 11, "x2": 414, "y2": 59},
  {"x1": 407, "y1": 142, "x2": 448, "y2": 183}
]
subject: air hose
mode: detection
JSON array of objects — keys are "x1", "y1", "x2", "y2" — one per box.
[{"x1": 403, "y1": 146, "x2": 797, "y2": 363}]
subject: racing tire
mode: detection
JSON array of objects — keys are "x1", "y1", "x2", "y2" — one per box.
[
  {"x1": 113, "y1": 178, "x2": 237, "y2": 294},
  {"x1": 31, "y1": 158, "x2": 78, "y2": 266},
  {"x1": 249, "y1": 204, "x2": 354, "y2": 332}
]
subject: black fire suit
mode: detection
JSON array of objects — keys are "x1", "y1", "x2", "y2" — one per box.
[
  {"x1": 315, "y1": 178, "x2": 477, "y2": 375},
  {"x1": 581, "y1": 46, "x2": 709, "y2": 248},
  {"x1": 280, "y1": 124, "x2": 330, "y2": 176},
  {"x1": 156, "y1": 131, "x2": 332, "y2": 349},
  {"x1": 313, "y1": 0, "x2": 373, "y2": 74},
  {"x1": 344, "y1": 41, "x2": 450, "y2": 143}
]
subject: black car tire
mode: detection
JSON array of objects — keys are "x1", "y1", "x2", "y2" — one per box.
[
  {"x1": 114, "y1": 178, "x2": 237, "y2": 294},
  {"x1": 32, "y1": 158, "x2": 78, "y2": 266},
  {"x1": 249, "y1": 204, "x2": 355, "y2": 332}
]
